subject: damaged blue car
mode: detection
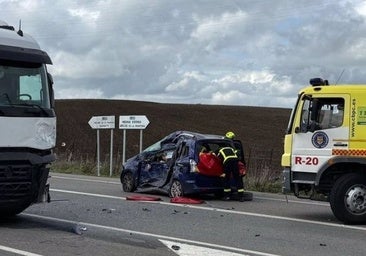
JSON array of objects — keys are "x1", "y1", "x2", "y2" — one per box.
[{"x1": 120, "y1": 131, "x2": 249, "y2": 199}]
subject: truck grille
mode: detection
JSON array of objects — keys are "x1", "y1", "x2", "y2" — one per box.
[{"x1": 0, "y1": 164, "x2": 32, "y2": 202}]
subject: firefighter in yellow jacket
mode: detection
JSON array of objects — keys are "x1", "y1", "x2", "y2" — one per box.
[{"x1": 217, "y1": 131, "x2": 245, "y2": 201}]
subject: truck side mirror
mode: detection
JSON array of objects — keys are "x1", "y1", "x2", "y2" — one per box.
[{"x1": 47, "y1": 72, "x2": 55, "y2": 109}]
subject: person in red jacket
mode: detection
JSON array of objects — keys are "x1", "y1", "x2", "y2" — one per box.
[{"x1": 217, "y1": 131, "x2": 245, "y2": 202}]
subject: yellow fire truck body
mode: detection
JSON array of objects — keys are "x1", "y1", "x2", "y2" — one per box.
[{"x1": 282, "y1": 78, "x2": 366, "y2": 224}]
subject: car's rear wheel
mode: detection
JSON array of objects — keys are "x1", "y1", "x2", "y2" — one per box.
[
  {"x1": 213, "y1": 190, "x2": 224, "y2": 198},
  {"x1": 121, "y1": 172, "x2": 136, "y2": 192},
  {"x1": 169, "y1": 180, "x2": 183, "y2": 198}
]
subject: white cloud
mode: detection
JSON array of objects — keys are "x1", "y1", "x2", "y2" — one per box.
[
  {"x1": 68, "y1": 8, "x2": 100, "y2": 23},
  {"x1": 2, "y1": 0, "x2": 366, "y2": 108},
  {"x1": 50, "y1": 50, "x2": 130, "y2": 79},
  {"x1": 356, "y1": 1, "x2": 366, "y2": 16},
  {"x1": 191, "y1": 10, "x2": 248, "y2": 42},
  {"x1": 56, "y1": 88, "x2": 105, "y2": 99},
  {"x1": 166, "y1": 71, "x2": 206, "y2": 92},
  {"x1": 215, "y1": 70, "x2": 274, "y2": 85}
]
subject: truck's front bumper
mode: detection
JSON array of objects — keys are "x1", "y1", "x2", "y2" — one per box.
[
  {"x1": 282, "y1": 167, "x2": 291, "y2": 193},
  {"x1": 0, "y1": 150, "x2": 54, "y2": 214}
]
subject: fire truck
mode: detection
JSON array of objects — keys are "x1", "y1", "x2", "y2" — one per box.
[
  {"x1": 282, "y1": 78, "x2": 366, "y2": 224},
  {"x1": 0, "y1": 21, "x2": 55, "y2": 215}
]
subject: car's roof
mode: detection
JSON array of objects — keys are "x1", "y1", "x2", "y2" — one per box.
[{"x1": 166, "y1": 130, "x2": 225, "y2": 142}]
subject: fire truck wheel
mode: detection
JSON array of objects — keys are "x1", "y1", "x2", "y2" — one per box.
[
  {"x1": 121, "y1": 171, "x2": 136, "y2": 192},
  {"x1": 330, "y1": 173, "x2": 366, "y2": 224}
]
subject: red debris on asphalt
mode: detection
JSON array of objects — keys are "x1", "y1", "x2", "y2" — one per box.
[
  {"x1": 126, "y1": 195, "x2": 161, "y2": 201},
  {"x1": 170, "y1": 197, "x2": 204, "y2": 204}
]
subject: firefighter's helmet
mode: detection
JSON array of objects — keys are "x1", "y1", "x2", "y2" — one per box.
[{"x1": 225, "y1": 131, "x2": 235, "y2": 139}]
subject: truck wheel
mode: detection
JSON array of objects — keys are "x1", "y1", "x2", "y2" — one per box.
[
  {"x1": 121, "y1": 172, "x2": 136, "y2": 192},
  {"x1": 329, "y1": 173, "x2": 366, "y2": 224},
  {"x1": 169, "y1": 180, "x2": 183, "y2": 198},
  {"x1": 0, "y1": 201, "x2": 31, "y2": 217}
]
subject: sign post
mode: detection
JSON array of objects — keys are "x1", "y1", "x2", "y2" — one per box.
[
  {"x1": 119, "y1": 115, "x2": 150, "y2": 163},
  {"x1": 88, "y1": 116, "x2": 115, "y2": 176}
]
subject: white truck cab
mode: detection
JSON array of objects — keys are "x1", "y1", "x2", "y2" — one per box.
[{"x1": 0, "y1": 21, "x2": 55, "y2": 215}]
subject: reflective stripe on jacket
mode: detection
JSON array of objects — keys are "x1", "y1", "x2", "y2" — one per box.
[{"x1": 218, "y1": 147, "x2": 238, "y2": 164}]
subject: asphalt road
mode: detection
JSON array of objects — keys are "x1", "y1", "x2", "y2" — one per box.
[{"x1": 0, "y1": 172, "x2": 365, "y2": 256}]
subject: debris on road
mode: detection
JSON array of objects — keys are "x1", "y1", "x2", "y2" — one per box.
[
  {"x1": 170, "y1": 197, "x2": 204, "y2": 204},
  {"x1": 73, "y1": 224, "x2": 87, "y2": 235},
  {"x1": 126, "y1": 195, "x2": 161, "y2": 201}
]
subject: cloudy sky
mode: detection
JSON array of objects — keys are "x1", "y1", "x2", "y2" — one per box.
[{"x1": 2, "y1": 0, "x2": 366, "y2": 108}]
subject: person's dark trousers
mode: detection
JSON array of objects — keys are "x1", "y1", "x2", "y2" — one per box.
[{"x1": 223, "y1": 159, "x2": 244, "y2": 200}]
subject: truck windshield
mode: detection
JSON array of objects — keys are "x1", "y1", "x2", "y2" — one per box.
[
  {"x1": 285, "y1": 93, "x2": 303, "y2": 134},
  {"x1": 0, "y1": 62, "x2": 50, "y2": 109},
  {"x1": 300, "y1": 97, "x2": 345, "y2": 131}
]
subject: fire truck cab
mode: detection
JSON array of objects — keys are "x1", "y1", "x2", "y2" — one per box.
[{"x1": 282, "y1": 78, "x2": 366, "y2": 224}]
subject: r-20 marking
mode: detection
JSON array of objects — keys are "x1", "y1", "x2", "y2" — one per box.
[{"x1": 295, "y1": 156, "x2": 319, "y2": 165}]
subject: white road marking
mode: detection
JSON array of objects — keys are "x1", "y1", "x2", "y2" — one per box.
[
  {"x1": 51, "y1": 188, "x2": 123, "y2": 200},
  {"x1": 50, "y1": 188, "x2": 366, "y2": 232},
  {"x1": 254, "y1": 195, "x2": 329, "y2": 207},
  {"x1": 22, "y1": 213, "x2": 279, "y2": 256},
  {"x1": 0, "y1": 245, "x2": 43, "y2": 256},
  {"x1": 50, "y1": 174, "x2": 329, "y2": 206},
  {"x1": 50, "y1": 175, "x2": 120, "y2": 185},
  {"x1": 160, "y1": 239, "x2": 251, "y2": 256}
]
